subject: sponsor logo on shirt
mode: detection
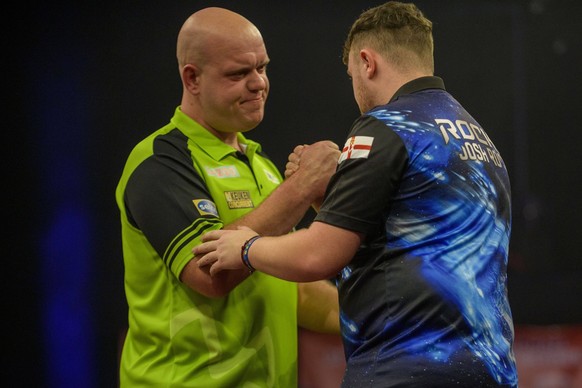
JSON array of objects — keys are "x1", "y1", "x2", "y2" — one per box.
[
  {"x1": 192, "y1": 199, "x2": 219, "y2": 217},
  {"x1": 435, "y1": 118, "x2": 503, "y2": 167},
  {"x1": 224, "y1": 191, "x2": 254, "y2": 209},
  {"x1": 338, "y1": 136, "x2": 374, "y2": 163},
  {"x1": 205, "y1": 165, "x2": 240, "y2": 178},
  {"x1": 264, "y1": 169, "x2": 281, "y2": 184}
]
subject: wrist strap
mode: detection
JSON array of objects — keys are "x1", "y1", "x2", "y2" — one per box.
[{"x1": 241, "y1": 235, "x2": 261, "y2": 273}]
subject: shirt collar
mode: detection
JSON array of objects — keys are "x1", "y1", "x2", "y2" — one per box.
[
  {"x1": 388, "y1": 76, "x2": 446, "y2": 103},
  {"x1": 170, "y1": 107, "x2": 261, "y2": 161}
]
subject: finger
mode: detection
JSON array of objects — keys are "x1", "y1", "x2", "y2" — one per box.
[
  {"x1": 192, "y1": 240, "x2": 217, "y2": 256},
  {"x1": 284, "y1": 163, "x2": 299, "y2": 179},
  {"x1": 284, "y1": 168, "x2": 297, "y2": 179},
  {"x1": 285, "y1": 162, "x2": 299, "y2": 173},
  {"x1": 193, "y1": 242, "x2": 205, "y2": 255},
  {"x1": 293, "y1": 144, "x2": 306, "y2": 155},
  {"x1": 209, "y1": 261, "x2": 227, "y2": 277},
  {"x1": 288, "y1": 152, "x2": 300, "y2": 164},
  {"x1": 209, "y1": 263, "x2": 218, "y2": 277},
  {"x1": 196, "y1": 252, "x2": 216, "y2": 267},
  {"x1": 201, "y1": 229, "x2": 226, "y2": 242},
  {"x1": 200, "y1": 231, "x2": 215, "y2": 243}
]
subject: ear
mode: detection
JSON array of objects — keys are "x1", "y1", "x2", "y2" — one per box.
[
  {"x1": 359, "y1": 49, "x2": 377, "y2": 79},
  {"x1": 182, "y1": 64, "x2": 200, "y2": 95}
]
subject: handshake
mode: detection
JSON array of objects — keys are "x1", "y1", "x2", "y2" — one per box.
[
  {"x1": 283, "y1": 140, "x2": 341, "y2": 211},
  {"x1": 193, "y1": 139, "x2": 342, "y2": 277}
]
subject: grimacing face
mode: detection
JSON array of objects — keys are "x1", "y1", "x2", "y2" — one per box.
[{"x1": 197, "y1": 39, "x2": 270, "y2": 134}]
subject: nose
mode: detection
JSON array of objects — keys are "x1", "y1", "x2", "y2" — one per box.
[{"x1": 248, "y1": 70, "x2": 267, "y2": 91}]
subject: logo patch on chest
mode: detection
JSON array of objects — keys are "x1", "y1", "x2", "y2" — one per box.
[
  {"x1": 224, "y1": 190, "x2": 254, "y2": 209},
  {"x1": 205, "y1": 165, "x2": 240, "y2": 178},
  {"x1": 264, "y1": 169, "x2": 281, "y2": 184}
]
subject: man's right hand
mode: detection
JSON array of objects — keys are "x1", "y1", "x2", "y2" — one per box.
[
  {"x1": 284, "y1": 144, "x2": 306, "y2": 179},
  {"x1": 285, "y1": 141, "x2": 340, "y2": 208}
]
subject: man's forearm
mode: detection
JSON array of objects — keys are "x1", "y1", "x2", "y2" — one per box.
[{"x1": 225, "y1": 174, "x2": 314, "y2": 236}]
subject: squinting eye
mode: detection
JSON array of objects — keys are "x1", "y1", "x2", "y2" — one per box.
[{"x1": 230, "y1": 73, "x2": 246, "y2": 80}]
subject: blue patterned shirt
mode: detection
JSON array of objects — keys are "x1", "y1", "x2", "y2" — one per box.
[{"x1": 316, "y1": 77, "x2": 518, "y2": 387}]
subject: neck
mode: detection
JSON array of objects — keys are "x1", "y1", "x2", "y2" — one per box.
[{"x1": 180, "y1": 100, "x2": 242, "y2": 152}]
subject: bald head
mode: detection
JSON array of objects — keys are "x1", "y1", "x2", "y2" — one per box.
[
  {"x1": 177, "y1": 7, "x2": 264, "y2": 69},
  {"x1": 176, "y1": 7, "x2": 270, "y2": 138}
]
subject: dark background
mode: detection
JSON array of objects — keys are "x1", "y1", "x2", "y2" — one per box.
[{"x1": 7, "y1": 0, "x2": 582, "y2": 386}]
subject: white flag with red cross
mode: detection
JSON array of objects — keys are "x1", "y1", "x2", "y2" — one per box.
[{"x1": 338, "y1": 136, "x2": 374, "y2": 163}]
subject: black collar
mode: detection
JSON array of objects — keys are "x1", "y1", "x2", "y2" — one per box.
[{"x1": 389, "y1": 76, "x2": 445, "y2": 103}]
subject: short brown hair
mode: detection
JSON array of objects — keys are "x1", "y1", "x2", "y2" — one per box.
[{"x1": 342, "y1": 1, "x2": 434, "y2": 73}]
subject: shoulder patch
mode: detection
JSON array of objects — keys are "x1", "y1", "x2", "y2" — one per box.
[
  {"x1": 192, "y1": 199, "x2": 219, "y2": 217},
  {"x1": 338, "y1": 136, "x2": 374, "y2": 163}
]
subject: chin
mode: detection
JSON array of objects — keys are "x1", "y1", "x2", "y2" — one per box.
[
  {"x1": 239, "y1": 120, "x2": 262, "y2": 132},
  {"x1": 243, "y1": 114, "x2": 264, "y2": 128}
]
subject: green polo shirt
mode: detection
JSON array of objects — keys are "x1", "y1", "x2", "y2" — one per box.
[{"x1": 116, "y1": 107, "x2": 298, "y2": 387}]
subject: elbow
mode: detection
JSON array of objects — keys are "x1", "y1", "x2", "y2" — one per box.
[
  {"x1": 182, "y1": 271, "x2": 243, "y2": 298},
  {"x1": 188, "y1": 282, "x2": 235, "y2": 299}
]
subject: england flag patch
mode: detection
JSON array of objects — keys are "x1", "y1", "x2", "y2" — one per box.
[{"x1": 338, "y1": 136, "x2": 374, "y2": 163}]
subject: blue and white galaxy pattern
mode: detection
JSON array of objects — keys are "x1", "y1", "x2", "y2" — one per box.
[{"x1": 342, "y1": 99, "x2": 517, "y2": 385}]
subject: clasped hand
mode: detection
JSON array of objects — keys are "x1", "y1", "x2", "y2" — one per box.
[
  {"x1": 285, "y1": 140, "x2": 339, "y2": 179},
  {"x1": 285, "y1": 140, "x2": 340, "y2": 209},
  {"x1": 194, "y1": 140, "x2": 339, "y2": 276}
]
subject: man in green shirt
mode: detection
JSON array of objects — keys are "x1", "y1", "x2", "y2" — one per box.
[{"x1": 116, "y1": 7, "x2": 341, "y2": 387}]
